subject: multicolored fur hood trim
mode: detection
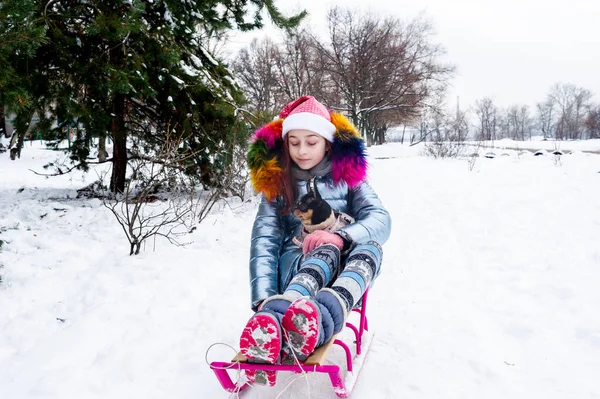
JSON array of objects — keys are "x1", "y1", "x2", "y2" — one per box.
[{"x1": 247, "y1": 112, "x2": 368, "y2": 200}]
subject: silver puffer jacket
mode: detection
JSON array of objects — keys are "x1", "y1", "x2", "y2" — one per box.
[{"x1": 249, "y1": 173, "x2": 391, "y2": 310}]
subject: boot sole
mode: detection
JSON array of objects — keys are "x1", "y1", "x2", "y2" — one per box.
[
  {"x1": 281, "y1": 298, "x2": 321, "y2": 357},
  {"x1": 239, "y1": 313, "x2": 281, "y2": 386}
]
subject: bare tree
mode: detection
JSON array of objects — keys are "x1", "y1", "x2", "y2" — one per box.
[
  {"x1": 536, "y1": 99, "x2": 555, "y2": 139},
  {"x1": 504, "y1": 105, "x2": 533, "y2": 140},
  {"x1": 549, "y1": 83, "x2": 592, "y2": 140},
  {"x1": 313, "y1": 8, "x2": 453, "y2": 145},
  {"x1": 507, "y1": 106, "x2": 520, "y2": 140},
  {"x1": 271, "y1": 29, "x2": 324, "y2": 102},
  {"x1": 410, "y1": 92, "x2": 446, "y2": 145},
  {"x1": 516, "y1": 105, "x2": 533, "y2": 140},
  {"x1": 572, "y1": 87, "x2": 593, "y2": 139},
  {"x1": 219, "y1": 135, "x2": 250, "y2": 201},
  {"x1": 232, "y1": 38, "x2": 280, "y2": 116},
  {"x1": 474, "y1": 97, "x2": 498, "y2": 141},
  {"x1": 103, "y1": 130, "x2": 222, "y2": 255},
  {"x1": 232, "y1": 29, "x2": 326, "y2": 118},
  {"x1": 584, "y1": 104, "x2": 600, "y2": 139},
  {"x1": 422, "y1": 104, "x2": 469, "y2": 158},
  {"x1": 450, "y1": 108, "x2": 470, "y2": 142},
  {"x1": 230, "y1": 8, "x2": 452, "y2": 145}
]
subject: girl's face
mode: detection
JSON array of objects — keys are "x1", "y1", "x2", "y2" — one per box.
[{"x1": 287, "y1": 129, "x2": 328, "y2": 170}]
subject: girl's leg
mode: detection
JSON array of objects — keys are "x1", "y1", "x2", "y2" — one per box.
[
  {"x1": 283, "y1": 243, "x2": 341, "y2": 300},
  {"x1": 329, "y1": 241, "x2": 383, "y2": 312},
  {"x1": 282, "y1": 242, "x2": 383, "y2": 358},
  {"x1": 277, "y1": 244, "x2": 341, "y2": 360},
  {"x1": 238, "y1": 245, "x2": 342, "y2": 382}
]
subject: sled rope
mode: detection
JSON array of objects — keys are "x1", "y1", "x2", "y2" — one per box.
[
  {"x1": 204, "y1": 342, "x2": 257, "y2": 399},
  {"x1": 205, "y1": 338, "x2": 322, "y2": 399},
  {"x1": 273, "y1": 329, "x2": 318, "y2": 399},
  {"x1": 205, "y1": 341, "x2": 309, "y2": 398}
]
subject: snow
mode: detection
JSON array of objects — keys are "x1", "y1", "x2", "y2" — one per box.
[
  {"x1": 250, "y1": 328, "x2": 275, "y2": 344},
  {"x1": 200, "y1": 47, "x2": 219, "y2": 67},
  {"x1": 389, "y1": 137, "x2": 600, "y2": 162},
  {"x1": 1, "y1": 140, "x2": 600, "y2": 398},
  {"x1": 337, "y1": 330, "x2": 374, "y2": 396},
  {"x1": 224, "y1": 75, "x2": 241, "y2": 89},
  {"x1": 163, "y1": 9, "x2": 175, "y2": 29},
  {"x1": 189, "y1": 54, "x2": 203, "y2": 69},
  {"x1": 171, "y1": 75, "x2": 185, "y2": 85},
  {"x1": 465, "y1": 138, "x2": 600, "y2": 154},
  {"x1": 180, "y1": 61, "x2": 199, "y2": 77}
]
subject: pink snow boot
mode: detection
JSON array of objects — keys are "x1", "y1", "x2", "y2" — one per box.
[
  {"x1": 239, "y1": 295, "x2": 292, "y2": 386},
  {"x1": 281, "y1": 298, "x2": 322, "y2": 358},
  {"x1": 239, "y1": 312, "x2": 281, "y2": 386},
  {"x1": 281, "y1": 290, "x2": 347, "y2": 360}
]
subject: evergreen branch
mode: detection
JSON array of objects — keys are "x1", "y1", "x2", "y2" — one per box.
[
  {"x1": 0, "y1": 33, "x2": 44, "y2": 48},
  {"x1": 263, "y1": 0, "x2": 307, "y2": 30},
  {"x1": 221, "y1": 99, "x2": 257, "y2": 123}
]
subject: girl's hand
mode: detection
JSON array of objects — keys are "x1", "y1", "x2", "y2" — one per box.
[{"x1": 303, "y1": 230, "x2": 344, "y2": 254}]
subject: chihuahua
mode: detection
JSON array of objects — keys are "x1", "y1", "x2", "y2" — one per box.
[{"x1": 292, "y1": 179, "x2": 354, "y2": 248}]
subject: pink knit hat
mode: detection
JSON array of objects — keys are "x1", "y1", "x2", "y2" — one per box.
[{"x1": 280, "y1": 96, "x2": 337, "y2": 142}]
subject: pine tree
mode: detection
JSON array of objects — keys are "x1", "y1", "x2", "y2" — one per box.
[
  {"x1": 0, "y1": 0, "x2": 305, "y2": 192},
  {"x1": 0, "y1": 0, "x2": 46, "y2": 152}
]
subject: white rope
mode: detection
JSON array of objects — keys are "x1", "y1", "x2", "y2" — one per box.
[
  {"x1": 204, "y1": 342, "x2": 260, "y2": 399},
  {"x1": 274, "y1": 329, "x2": 318, "y2": 399},
  {"x1": 205, "y1": 333, "x2": 335, "y2": 399}
]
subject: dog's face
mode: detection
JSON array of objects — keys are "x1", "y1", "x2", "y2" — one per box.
[{"x1": 294, "y1": 191, "x2": 332, "y2": 227}]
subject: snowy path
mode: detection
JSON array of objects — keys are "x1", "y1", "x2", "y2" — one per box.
[{"x1": 363, "y1": 148, "x2": 600, "y2": 399}]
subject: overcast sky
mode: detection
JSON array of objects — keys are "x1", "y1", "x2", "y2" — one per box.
[{"x1": 228, "y1": 0, "x2": 600, "y2": 113}]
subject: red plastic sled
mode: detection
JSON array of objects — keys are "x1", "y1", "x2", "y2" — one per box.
[{"x1": 210, "y1": 289, "x2": 373, "y2": 398}]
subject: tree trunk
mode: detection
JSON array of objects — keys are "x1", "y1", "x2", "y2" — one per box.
[
  {"x1": 110, "y1": 94, "x2": 127, "y2": 193},
  {"x1": 98, "y1": 130, "x2": 108, "y2": 162},
  {"x1": 9, "y1": 109, "x2": 34, "y2": 158},
  {"x1": 0, "y1": 105, "x2": 6, "y2": 138},
  {"x1": 376, "y1": 127, "x2": 386, "y2": 145}
]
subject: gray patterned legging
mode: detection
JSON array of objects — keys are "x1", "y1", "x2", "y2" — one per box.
[{"x1": 284, "y1": 242, "x2": 383, "y2": 312}]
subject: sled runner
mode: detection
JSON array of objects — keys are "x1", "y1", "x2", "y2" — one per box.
[{"x1": 210, "y1": 289, "x2": 373, "y2": 398}]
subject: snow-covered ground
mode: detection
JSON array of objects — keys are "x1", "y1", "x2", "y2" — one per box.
[
  {"x1": 385, "y1": 128, "x2": 600, "y2": 154},
  {"x1": 1, "y1": 140, "x2": 599, "y2": 399},
  {"x1": 466, "y1": 138, "x2": 600, "y2": 154}
]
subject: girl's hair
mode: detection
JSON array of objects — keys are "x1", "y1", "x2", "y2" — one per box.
[
  {"x1": 279, "y1": 135, "x2": 331, "y2": 215},
  {"x1": 279, "y1": 135, "x2": 297, "y2": 215}
]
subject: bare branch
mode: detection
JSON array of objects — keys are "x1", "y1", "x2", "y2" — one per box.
[{"x1": 101, "y1": 128, "x2": 226, "y2": 255}]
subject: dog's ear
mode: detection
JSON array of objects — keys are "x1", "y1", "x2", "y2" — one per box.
[
  {"x1": 308, "y1": 178, "x2": 321, "y2": 200},
  {"x1": 313, "y1": 181, "x2": 321, "y2": 199}
]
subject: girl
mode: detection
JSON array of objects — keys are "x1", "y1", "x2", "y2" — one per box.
[{"x1": 241, "y1": 96, "x2": 391, "y2": 386}]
